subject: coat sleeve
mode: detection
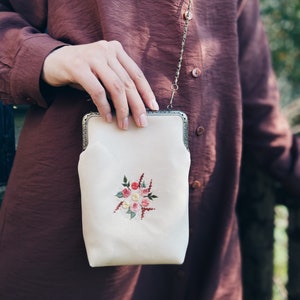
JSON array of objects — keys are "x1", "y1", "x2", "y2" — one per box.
[
  {"x1": 238, "y1": 0, "x2": 300, "y2": 196},
  {"x1": 0, "y1": 1, "x2": 67, "y2": 108}
]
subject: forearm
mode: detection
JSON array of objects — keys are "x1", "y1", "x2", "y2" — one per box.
[{"x1": 0, "y1": 3, "x2": 66, "y2": 107}]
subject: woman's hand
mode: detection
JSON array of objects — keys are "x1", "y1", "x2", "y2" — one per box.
[{"x1": 42, "y1": 40, "x2": 159, "y2": 130}]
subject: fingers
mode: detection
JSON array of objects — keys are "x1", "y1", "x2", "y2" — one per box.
[
  {"x1": 72, "y1": 66, "x2": 113, "y2": 123},
  {"x1": 42, "y1": 41, "x2": 160, "y2": 129},
  {"x1": 91, "y1": 40, "x2": 158, "y2": 129},
  {"x1": 104, "y1": 53, "x2": 149, "y2": 129},
  {"x1": 113, "y1": 41, "x2": 159, "y2": 111},
  {"x1": 112, "y1": 44, "x2": 159, "y2": 128}
]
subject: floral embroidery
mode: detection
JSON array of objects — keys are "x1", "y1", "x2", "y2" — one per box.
[{"x1": 114, "y1": 173, "x2": 158, "y2": 220}]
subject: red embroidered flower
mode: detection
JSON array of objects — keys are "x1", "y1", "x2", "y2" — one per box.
[
  {"x1": 122, "y1": 188, "x2": 131, "y2": 198},
  {"x1": 131, "y1": 181, "x2": 139, "y2": 190}
]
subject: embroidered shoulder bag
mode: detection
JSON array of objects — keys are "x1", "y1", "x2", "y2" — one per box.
[{"x1": 78, "y1": 0, "x2": 192, "y2": 267}]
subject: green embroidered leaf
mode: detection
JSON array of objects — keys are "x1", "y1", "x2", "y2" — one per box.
[
  {"x1": 126, "y1": 208, "x2": 136, "y2": 219},
  {"x1": 122, "y1": 176, "x2": 130, "y2": 187},
  {"x1": 116, "y1": 192, "x2": 124, "y2": 198},
  {"x1": 148, "y1": 193, "x2": 158, "y2": 200}
]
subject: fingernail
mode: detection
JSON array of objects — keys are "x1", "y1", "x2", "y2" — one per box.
[
  {"x1": 151, "y1": 99, "x2": 159, "y2": 111},
  {"x1": 106, "y1": 113, "x2": 113, "y2": 123},
  {"x1": 139, "y1": 113, "x2": 148, "y2": 128},
  {"x1": 121, "y1": 117, "x2": 129, "y2": 130}
]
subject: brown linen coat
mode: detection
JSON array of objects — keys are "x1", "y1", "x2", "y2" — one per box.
[{"x1": 1, "y1": 0, "x2": 300, "y2": 299}]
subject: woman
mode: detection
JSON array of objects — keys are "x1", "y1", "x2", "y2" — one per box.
[{"x1": 0, "y1": 0, "x2": 299, "y2": 299}]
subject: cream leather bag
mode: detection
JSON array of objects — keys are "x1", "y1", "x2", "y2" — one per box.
[
  {"x1": 78, "y1": 111, "x2": 190, "y2": 267},
  {"x1": 78, "y1": 0, "x2": 193, "y2": 267}
]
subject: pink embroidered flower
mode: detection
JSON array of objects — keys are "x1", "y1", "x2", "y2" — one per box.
[
  {"x1": 122, "y1": 188, "x2": 131, "y2": 198},
  {"x1": 131, "y1": 202, "x2": 139, "y2": 212},
  {"x1": 141, "y1": 199, "x2": 150, "y2": 207},
  {"x1": 131, "y1": 181, "x2": 139, "y2": 190},
  {"x1": 142, "y1": 188, "x2": 149, "y2": 196}
]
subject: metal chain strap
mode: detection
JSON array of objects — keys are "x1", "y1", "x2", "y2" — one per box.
[{"x1": 168, "y1": 0, "x2": 193, "y2": 109}]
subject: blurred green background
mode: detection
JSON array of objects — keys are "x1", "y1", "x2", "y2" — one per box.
[
  {"x1": 260, "y1": 2, "x2": 299, "y2": 299},
  {"x1": 261, "y1": 0, "x2": 300, "y2": 107}
]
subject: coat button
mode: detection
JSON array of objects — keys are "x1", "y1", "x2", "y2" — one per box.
[
  {"x1": 191, "y1": 180, "x2": 202, "y2": 189},
  {"x1": 184, "y1": 10, "x2": 193, "y2": 21},
  {"x1": 191, "y1": 68, "x2": 202, "y2": 78},
  {"x1": 196, "y1": 126, "x2": 205, "y2": 136}
]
